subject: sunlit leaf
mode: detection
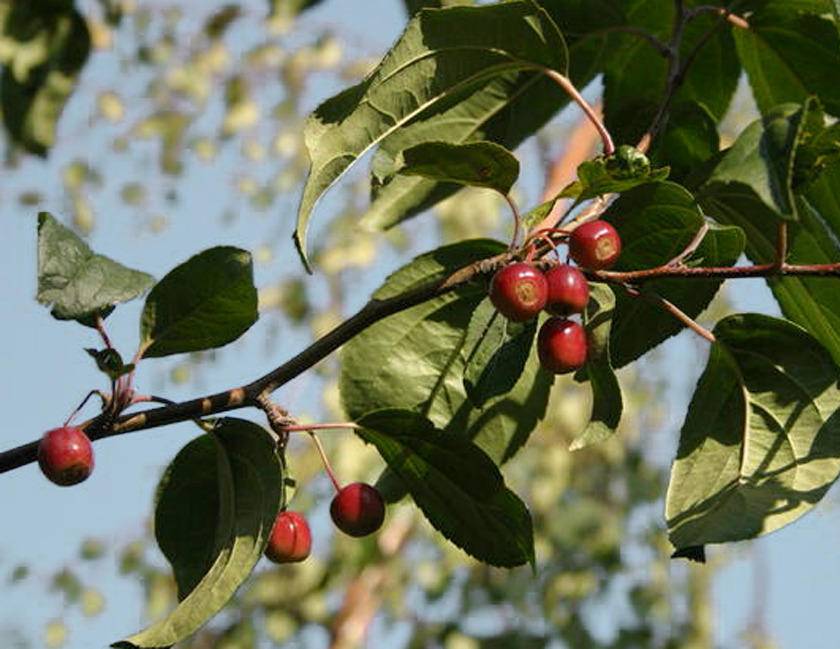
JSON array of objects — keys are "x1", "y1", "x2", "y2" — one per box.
[
  {"x1": 667, "y1": 314, "x2": 840, "y2": 550},
  {"x1": 139, "y1": 247, "x2": 258, "y2": 358},
  {"x1": 37, "y1": 212, "x2": 154, "y2": 323},
  {"x1": 294, "y1": 1, "x2": 568, "y2": 269}
]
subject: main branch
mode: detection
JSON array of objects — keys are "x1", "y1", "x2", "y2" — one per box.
[{"x1": 1, "y1": 255, "x2": 838, "y2": 475}]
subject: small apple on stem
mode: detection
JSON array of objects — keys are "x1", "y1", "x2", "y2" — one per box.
[
  {"x1": 537, "y1": 317, "x2": 588, "y2": 374},
  {"x1": 330, "y1": 482, "x2": 386, "y2": 538},
  {"x1": 38, "y1": 426, "x2": 94, "y2": 486},
  {"x1": 569, "y1": 220, "x2": 622, "y2": 270},
  {"x1": 545, "y1": 264, "x2": 590, "y2": 315},
  {"x1": 265, "y1": 510, "x2": 312, "y2": 563},
  {"x1": 489, "y1": 262, "x2": 548, "y2": 322},
  {"x1": 307, "y1": 430, "x2": 386, "y2": 537}
]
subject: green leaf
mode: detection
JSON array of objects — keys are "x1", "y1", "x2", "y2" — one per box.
[
  {"x1": 462, "y1": 299, "x2": 536, "y2": 408},
  {"x1": 395, "y1": 141, "x2": 520, "y2": 195},
  {"x1": 793, "y1": 108, "x2": 840, "y2": 188},
  {"x1": 140, "y1": 247, "x2": 258, "y2": 358},
  {"x1": 357, "y1": 409, "x2": 534, "y2": 567},
  {"x1": 114, "y1": 419, "x2": 282, "y2": 648},
  {"x1": 294, "y1": 1, "x2": 568, "y2": 269},
  {"x1": 734, "y1": 4, "x2": 840, "y2": 117},
  {"x1": 666, "y1": 314, "x2": 840, "y2": 550},
  {"x1": 605, "y1": 183, "x2": 746, "y2": 368},
  {"x1": 361, "y1": 2, "x2": 619, "y2": 232},
  {"x1": 704, "y1": 101, "x2": 824, "y2": 221},
  {"x1": 0, "y1": 4, "x2": 91, "y2": 155},
  {"x1": 650, "y1": 102, "x2": 720, "y2": 183},
  {"x1": 701, "y1": 162, "x2": 840, "y2": 365},
  {"x1": 521, "y1": 196, "x2": 559, "y2": 230},
  {"x1": 84, "y1": 348, "x2": 134, "y2": 381},
  {"x1": 340, "y1": 239, "x2": 551, "y2": 464},
  {"x1": 36, "y1": 212, "x2": 154, "y2": 322},
  {"x1": 570, "y1": 283, "x2": 622, "y2": 451},
  {"x1": 559, "y1": 145, "x2": 669, "y2": 202}
]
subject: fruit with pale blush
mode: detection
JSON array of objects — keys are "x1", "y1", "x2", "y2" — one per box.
[
  {"x1": 569, "y1": 220, "x2": 622, "y2": 270},
  {"x1": 489, "y1": 262, "x2": 548, "y2": 321}
]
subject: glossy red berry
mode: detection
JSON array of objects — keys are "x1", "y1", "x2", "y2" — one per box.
[
  {"x1": 330, "y1": 482, "x2": 385, "y2": 537},
  {"x1": 38, "y1": 426, "x2": 94, "y2": 486},
  {"x1": 537, "y1": 317, "x2": 588, "y2": 374},
  {"x1": 265, "y1": 511, "x2": 312, "y2": 564},
  {"x1": 569, "y1": 220, "x2": 622, "y2": 270},
  {"x1": 489, "y1": 262, "x2": 548, "y2": 322},
  {"x1": 545, "y1": 264, "x2": 590, "y2": 315}
]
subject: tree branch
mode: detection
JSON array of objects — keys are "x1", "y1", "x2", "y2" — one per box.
[
  {"x1": 2, "y1": 251, "x2": 839, "y2": 475},
  {"x1": 592, "y1": 261, "x2": 840, "y2": 283}
]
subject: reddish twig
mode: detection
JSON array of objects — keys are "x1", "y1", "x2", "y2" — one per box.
[
  {"x1": 541, "y1": 68, "x2": 615, "y2": 156},
  {"x1": 284, "y1": 422, "x2": 361, "y2": 432},
  {"x1": 667, "y1": 223, "x2": 710, "y2": 267},
  {"x1": 503, "y1": 193, "x2": 523, "y2": 251},
  {"x1": 626, "y1": 286, "x2": 716, "y2": 343},
  {"x1": 686, "y1": 5, "x2": 750, "y2": 30},
  {"x1": 308, "y1": 431, "x2": 341, "y2": 492},
  {"x1": 594, "y1": 262, "x2": 840, "y2": 283}
]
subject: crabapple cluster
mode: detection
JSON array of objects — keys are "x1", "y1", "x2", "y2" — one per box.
[
  {"x1": 38, "y1": 419, "x2": 385, "y2": 566},
  {"x1": 489, "y1": 220, "x2": 622, "y2": 374},
  {"x1": 265, "y1": 482, "x2": 385, "y2": 564}
]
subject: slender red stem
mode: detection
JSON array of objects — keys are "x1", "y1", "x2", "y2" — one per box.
[
  {"x1": 541, "y1": 69, "x2": 615, "y2": 156},
  {"x1": 285, "y1": 422, "x2": 360, "y2": 432},
  {"x1": 309, "y1": 432, "x2": 341, "y2": 493},
  {"x1": 503, "y1": 193, "x2": 523, "y2": 252},
  {"x1": 94, "y1": 314, "x2": 113, "y2": 350},
  {"x1": 63, "y1": 390, "x2": 108, "y2": 427}
]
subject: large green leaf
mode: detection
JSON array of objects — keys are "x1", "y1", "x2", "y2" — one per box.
[
  {"x1": 114, "y1": 419, "x2": 282, "y2": 648},
  {"x1": 462, "y1": 298, "x2": 537, "y2": 408},
  {"x1": 36, "y1": 212, "x2": 154, "y2": 322},
  {"x1": 704, "y1": 101, "x2": 823, "y2": 221},
  {"x1": 362, "y1": 0, "x2": 622, "y2": 232},
  {"x1": 140, "y1": 247, "x2": 258, "y2": 358},
  {"x1": 340, "y1": 239, "x2": 551, "y2": 465},
  {"x1": 650, "y1": 102, "x2": 720, "y2": 183},
  {"x1": 395, "y1": 141, "x2": 520, "y2": 195},
  {"x1": 294, "y1": 1, "x2": 568, "y2": 268},
  {"x1": 701, "y1": 163, "x2": 840, "y2": 365},
  {"x1": 734, "y1": 3, "x2": 840, "y2": 117},
  {"x1": 357, "y1": 409, "x2": 534, "y2": 568},
  {"x1": 666, "y1": 314, "x2": 840, "y2": 550},
  {"x1": 604, "y1": 182, "x2": 745, "y2": 368},
  {"x1": 569, "y1": 283, "x2": 622, "y2": 451},
  {"x1": 0, "y1": 3, "x2": 90, "y2": 155}
]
